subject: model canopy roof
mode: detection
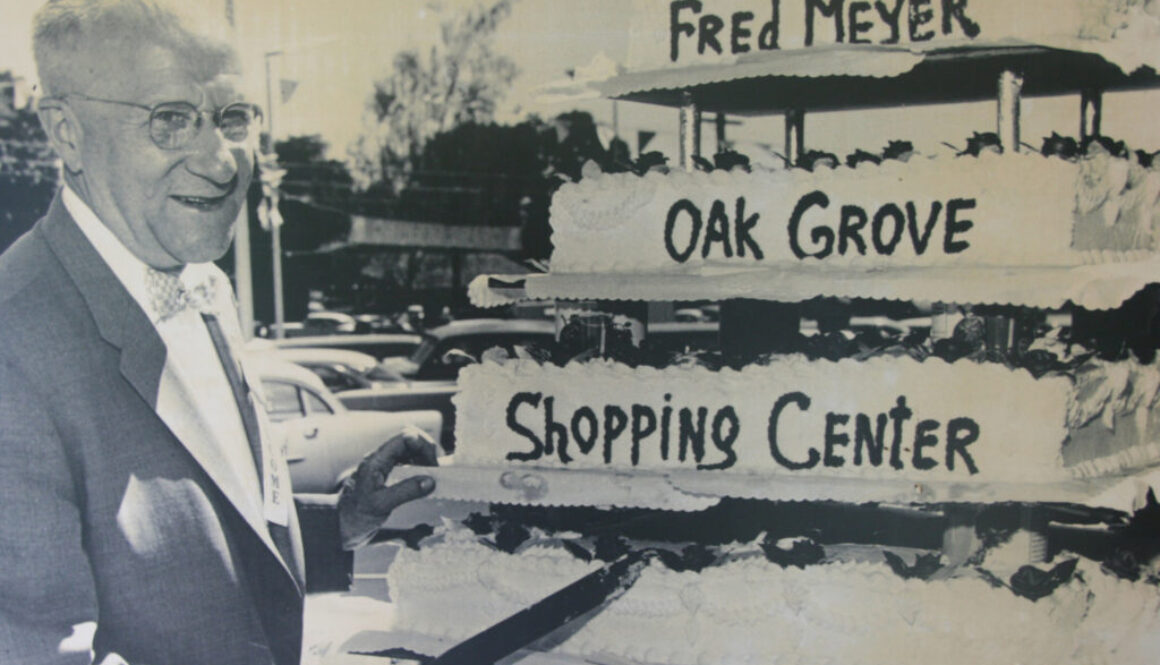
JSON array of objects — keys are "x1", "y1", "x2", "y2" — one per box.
[{"x1": 599, "y1": 43, "x2": 1160, "y2": 113}]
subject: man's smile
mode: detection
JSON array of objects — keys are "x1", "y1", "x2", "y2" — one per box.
[{"x1": 170, "y1": 186, "x2": 236, "y2": 211}]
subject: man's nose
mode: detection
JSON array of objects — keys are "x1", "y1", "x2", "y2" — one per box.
[{"x1": 185, "y1": 123, "x2": 241, "y2": 185}]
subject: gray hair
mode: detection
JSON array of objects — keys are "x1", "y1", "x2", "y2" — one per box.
[{"x1": 33, "y1": 0, "x2": 239, "y2": 97}]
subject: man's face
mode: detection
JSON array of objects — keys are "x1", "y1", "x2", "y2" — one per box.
[{"x1": 72, "y1": 43, "x2": 254, "y2": 269}]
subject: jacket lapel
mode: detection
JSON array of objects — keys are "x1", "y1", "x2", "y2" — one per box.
[
  {"x1": 40, "y1": 197, "x2": 167, "y2": 410},
  {"x1": 39, "y1": 195, "x2": 301, "y2": 589}
]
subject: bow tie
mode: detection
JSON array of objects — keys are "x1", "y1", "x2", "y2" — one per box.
[{"x1": 145, "y1": 267, "x2": 219, "y2": 321}]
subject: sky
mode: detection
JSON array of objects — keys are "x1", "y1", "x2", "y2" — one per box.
[
  {"x1": 0, "y1": 1, "x2": 632, "y2": 149},
  {"x1": 1, "y1": 0, "x2": 1158, "y2": 166}
]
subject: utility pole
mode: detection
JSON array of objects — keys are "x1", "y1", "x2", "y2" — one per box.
[
  {"x1": 265, "y1": 50, "x2": 286, "y2": 339},
  {"x1": 226, "y1": 0, "x2": 255, "y2": 339}
]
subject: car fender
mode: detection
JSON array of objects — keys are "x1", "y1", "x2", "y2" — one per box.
[{"x1": 289, "y1": 409, "x2": 442, "y2": 493}]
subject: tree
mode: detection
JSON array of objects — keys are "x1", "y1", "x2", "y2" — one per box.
[
  {"x1": 397, "y1": 111, "x2": 622, "y2": 259},
  {"x1": 355, "y1": 0, "x2": 518, "y2": 192},
  {"x1": 395, "y1": 119, "x2": 545, "y2": 227},
  {"x1": 275, "y1": 134, "x2": 356, "y2": 211},
  {"x1": 0, "y1": 71, "x2": 59, "y2": 254}
]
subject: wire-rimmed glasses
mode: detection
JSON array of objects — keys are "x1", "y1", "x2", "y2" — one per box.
[{"x1": 52, "y1": 93, "x2": 262, "y2": 150}]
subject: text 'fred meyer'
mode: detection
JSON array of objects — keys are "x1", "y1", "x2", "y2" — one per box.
[{"x1": 669, "y1": 0, "x2": 982, "y2": 61}]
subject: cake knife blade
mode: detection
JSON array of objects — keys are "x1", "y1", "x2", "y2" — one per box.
[{"x1": 423, "y1": 550, "x2": 649, "y2": 665}]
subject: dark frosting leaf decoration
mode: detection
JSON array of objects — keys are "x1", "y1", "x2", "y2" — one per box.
[
  {"x1": 760, "y1": 535, "x2": 825, "y2": 569},
  {"x1": 883, "y1": 551, "x2": 943, "y2": 580},
  {"x1": 561, "y1": 539, "x2": 594, "y2": 563},
  {"x1": 1009, "y1": 558, "x2": 1079, "y2": 601}
]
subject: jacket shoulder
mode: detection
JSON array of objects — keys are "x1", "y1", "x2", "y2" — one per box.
[
  {"x1": 0, "y1": 221, "x2": 54, "y2": 303},
  {"x1": 0, "y1": 221, "x2": 88, "y2": 360}
]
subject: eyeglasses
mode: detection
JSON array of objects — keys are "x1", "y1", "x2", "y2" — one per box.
[{"x1": 56, "y1": 93, "x2": 262, "y2": 150}]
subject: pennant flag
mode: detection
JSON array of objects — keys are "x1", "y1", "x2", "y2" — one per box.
[
  {"x1": 637, "y1": 130, "x2": 656, "y2": 154},
  {"x1": 279, "y1": 79, "x2": 298, "y2": 105}
]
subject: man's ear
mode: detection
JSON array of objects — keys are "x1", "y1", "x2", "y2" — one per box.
[{"x1": 37, "y1": 101, "x2": 85, "y2": 173}]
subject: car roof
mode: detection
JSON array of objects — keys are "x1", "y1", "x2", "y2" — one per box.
[
  {"x1": 306, "y1": 311, "x2": 356, "y2": 323},
  {"x1": 261, "y1": 347, "x2": 380, "y2": 371},
  {"x1": 270, "y1": 333, "x2": 422, "y2": 348},
  {"x1": 650, "y1": 321, "x2": 718, "y2": 333},
  {"x1": 246, "y1": 355, "x2": 333, "y2": 393},
  {"x1": 427, "y1": 318, "x2": 556, "y2": 339}
]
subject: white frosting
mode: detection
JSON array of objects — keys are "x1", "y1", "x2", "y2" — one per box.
[
  {"x1": 549, "y1": 153, "x2": 1157, "y2": 275},
  {"x1": 384, "y1": 537, "x2": 601, "y2": 639},
  {"x1": 455, "y1": 357, "x2": 1077, "y2": 484},
  {"x1": 386, "y1": 536, "x2": 1160, "y2": 665}
]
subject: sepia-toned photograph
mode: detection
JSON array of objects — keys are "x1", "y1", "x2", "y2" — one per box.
[{"x1": 1, "y1": 1, "x2": 1159, "y2": 663}]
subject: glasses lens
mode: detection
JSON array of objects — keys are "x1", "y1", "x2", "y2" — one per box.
[
  {"x1": 150, "y1": 103, "x2": 200, "y2": 149},
  {"x1": 218, "y1": 104, "x2": 257, "y2": 143}
]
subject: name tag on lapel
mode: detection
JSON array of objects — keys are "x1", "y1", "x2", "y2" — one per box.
[{"x1": 250, "y1": 388, "x2": 291, "y2": 527}]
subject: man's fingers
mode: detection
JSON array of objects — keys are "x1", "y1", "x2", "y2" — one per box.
[
  {"x1": 363, "y1": 435, "x2": 406, "y2": 477},
  {"x1": 340, "y1": 436, "x2": 438, "y2": 549},
  {"x1": 368, "y1": 475, "x2": 436, "y2": 513}
]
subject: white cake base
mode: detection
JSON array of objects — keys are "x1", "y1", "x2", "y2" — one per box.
[{"x1": 381, "y1": 533, "x2": 1160, "y2": 665}]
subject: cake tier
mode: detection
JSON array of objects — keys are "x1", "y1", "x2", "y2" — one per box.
[
  {"x1": 585, "y1": 0, "x2": 1160, "y2": 112},
  {"x1": 551, "y1": 154, "x2": 1156, "y2": 273},
  {"x1": 378, "y1": 529, "x2": 1160, "y2": 665},
  {"x1": 473, "y1": 151, "x2": 1160, "y2": 309},
  {"x1": 472, "y1": 152, "x2": 1160, "y2": 309},
  {"x1": 436, "y1": 356, "x2": 1160, "y2": 508}
]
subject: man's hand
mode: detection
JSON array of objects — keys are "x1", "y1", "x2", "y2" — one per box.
[{"x1": 338, "y1": 426, "x2": 438, "y2": 550}]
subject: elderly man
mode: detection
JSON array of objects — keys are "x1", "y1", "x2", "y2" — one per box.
[{"x1": 0, "y1": 1, "x2": 436, "y2": 664}]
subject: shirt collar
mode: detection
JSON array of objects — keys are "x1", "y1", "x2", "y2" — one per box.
[{"x1": 62, "y1": 186, "x2": 225, "y2": 324}]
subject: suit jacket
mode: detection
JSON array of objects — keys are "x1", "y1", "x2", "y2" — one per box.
[{"x1": 0, "y1": 194, "x2": 321, "y2": 665}]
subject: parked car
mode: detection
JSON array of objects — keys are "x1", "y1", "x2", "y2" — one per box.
[
  {"x1": 340, "y1": 381, "x2": 461, "y2": 453},
  {"x1": 377, "y1": 318, "x2": 558, "y2": 381},
  {"x1": 353, "y1": 313, "x2": 408, "y2": 334},
  {"x1": 247, "y1": 347, "x2": 402, "y2": 393},
  {"x1": 260, "y1": 332, "x2": 422, "y2": 361},
  {"x1": 342, "y1": 319, "x2": 558, "y2": 449},
  {"x1": 284, "y1": 311, "x2": 358, "y2": 337},
  {"x1": 248, "y1": 356, "x2": 442, "y2": 493},
  {"x1": 342, "y1": 318, "x2": 721, "y2": 450},
  {"x1": 799, "y1": 315, "x2": 931, "y2": 338}
]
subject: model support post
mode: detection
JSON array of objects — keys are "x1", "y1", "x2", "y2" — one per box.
[
  {"x1": 715, "y1": 112, "x2": 727, "y2": 154},
  {"x1": 1081, "y1": 88, "x2": 1103, "y2": 140},
  {"x1": 941, "y1": 505, "x2": 983, "y2": 568},
  {"x1": 1013, "y1": 505, "x2": 1050, "y2": 563},
  {"x1": 679, "y1": 91, "x2": 702, "y2": 172},
  {"x1": 997, "y1": 69, "x2": 1023, "y2": 153},
  {"x1": 785, "y1": 108, "x2": 805, "y2": 166}
]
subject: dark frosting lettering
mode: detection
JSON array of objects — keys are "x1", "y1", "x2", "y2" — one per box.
[
  {"x1": 768, "y1": 392, "x2": 821, "y2": 470},
  {"x1": 506, "y1": 392, "x2": 543, "y2": 462}
]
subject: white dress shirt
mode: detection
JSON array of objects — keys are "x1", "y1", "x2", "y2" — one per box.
[{"x1": 63, "y1": 186, "x2": 263, "y2": 510}]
